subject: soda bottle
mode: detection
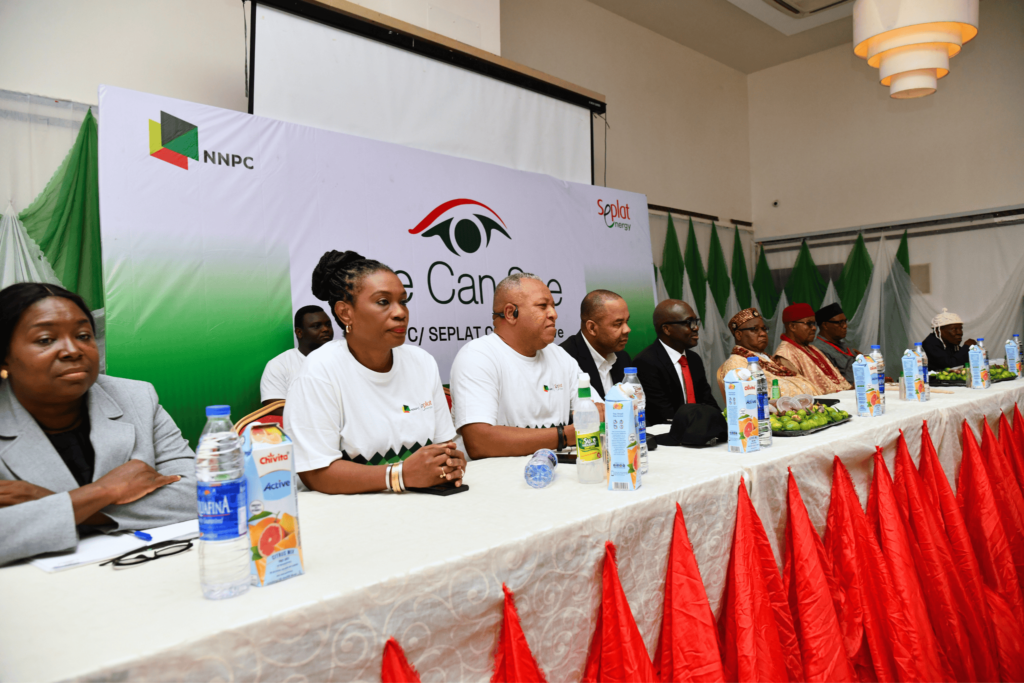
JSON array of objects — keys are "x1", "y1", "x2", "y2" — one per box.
[
  {"x1": 195, "y1": 405, "x2": 250, "y2": 600},
  {"x1": 524, "y1": 449, "x2": 557, "y2": 488},
  {"x1": 747, "y1": 357, "x2": 772, "y2": 447},
  {"x1": 621, "y1": 368, "x2": 649, "y2": 474},
  {"x1": 869, "y1": 346, "x2": 886, "y2": 416},
  {"x1": 574, "y1": 375, "x2": 604, "y2": 484}
]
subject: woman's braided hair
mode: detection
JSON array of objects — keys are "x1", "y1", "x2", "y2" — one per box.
[{"x1": 311, "y1": 250, "x2": 393, "y2": 331}]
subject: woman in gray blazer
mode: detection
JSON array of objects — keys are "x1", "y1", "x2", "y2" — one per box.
[{"x1": 0, "y1": 283, "x2": 196, "y2": 566}]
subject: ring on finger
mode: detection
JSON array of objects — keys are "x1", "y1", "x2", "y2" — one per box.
[{"x1": 439, "y1": 466, "x2": 447, "y2": 479}]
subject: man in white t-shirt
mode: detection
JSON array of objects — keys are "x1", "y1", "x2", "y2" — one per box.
[
  {"x1": 450, "y1": 273, "x2": 598, "y2": 458},
  {"x1": 260, "y1": 305, "x2": 334, "y2": 410}
]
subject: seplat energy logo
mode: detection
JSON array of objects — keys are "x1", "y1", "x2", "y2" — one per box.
[{"x1": 149, "y1": 111, "x2": 199, "y2": 170}]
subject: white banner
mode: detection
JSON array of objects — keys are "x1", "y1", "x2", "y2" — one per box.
[{"x1": 98, "y1": 86, "x2": 654, "y2": 437}]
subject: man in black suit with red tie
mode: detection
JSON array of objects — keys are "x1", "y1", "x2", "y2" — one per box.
[
  {"x1": 634, "y1": 299, "x2": 719, "y2": 425},
  {"x1": 560, "y1": 290, "x2": 632, "y2": 399}
]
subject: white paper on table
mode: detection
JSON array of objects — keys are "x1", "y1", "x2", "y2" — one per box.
[{"x1": 29, "y1": 520, "x2": 199, "y2": 573}]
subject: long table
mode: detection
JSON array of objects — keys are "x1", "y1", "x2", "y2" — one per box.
[{"x1": 2, "y1": 381, "x2": 1022, "y2": 682}]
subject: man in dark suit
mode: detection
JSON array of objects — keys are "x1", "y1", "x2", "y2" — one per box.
[
  {"x1": 634, "y1": 299, "x2": 719, "y2": 425},
  {"x1": 560, "y1": 290, "x2": 632, "y2": 399}
]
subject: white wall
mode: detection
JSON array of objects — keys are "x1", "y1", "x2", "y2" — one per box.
[
  {"x1": 501, "y1": 0, "x2": 753, "y2": 226},
  {"x1": 747, "y1": 0, "x2": 1024, "y2": 239}
]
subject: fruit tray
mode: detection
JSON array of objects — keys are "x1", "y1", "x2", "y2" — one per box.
[
  {"x1": 773, "y1": 416, "x2": 852, "y2": 437},
  {"x1": 929, "y1": 377, "x2": 966, "y2": 387}
]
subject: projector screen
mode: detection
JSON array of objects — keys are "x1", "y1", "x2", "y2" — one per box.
[{"x1": 252, "y1": 4, "x2": 594, "y2": 184}]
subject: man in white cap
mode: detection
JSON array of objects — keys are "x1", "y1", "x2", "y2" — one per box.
[{"x1": 921, "y1": 308, "x2": 977, "y2": 371}]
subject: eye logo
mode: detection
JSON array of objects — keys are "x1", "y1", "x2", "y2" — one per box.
[
  {"x1": 409, "y1": 199, "x2": 510, "y2": 256},
  {"x1": 149, "y1": 111, "x2": 198, "y2": 170}
]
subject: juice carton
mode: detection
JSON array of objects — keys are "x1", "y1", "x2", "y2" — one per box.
[
  {"x1": 723, "y1": 369, "x2": 759, "y2": 454},
  {"x1": 241, "y1": 423, "x2": 304, "y2": 586},
  {"x1": 605, "y1": 385, "x2": 640, "y2": 491},
  {"x1": 1006, "y1": 340, "x2": 1021, "y2": 378},
  {"x1": 967, "y1": 346, "x2": 989, "y2": 389},
  {"x1": 852, "y1": 355, "x2": 883, "y2": 417},
  {"x1": 901, "y1": 350, "x2": 925, "y2": 401}
]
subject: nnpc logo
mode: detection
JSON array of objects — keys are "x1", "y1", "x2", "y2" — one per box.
[
  {"x1": 148, "y1": 111, "x2": 254, "y2": 171},
  {"x1": 410, "y1": 199, "x2": 510, "y2": 256}
]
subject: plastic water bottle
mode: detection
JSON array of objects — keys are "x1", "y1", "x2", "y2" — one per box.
[
  {"x1": 1015, "y1": 334, "x2": 1022, "y2": 373},
  {"x1": 914, "y1": 342, "x2": 930, "y2": 400},
  {"x1": 574, "y1": 375, "x2": 604, "y2": 484},
  {"x1": 869, "y1": 346, "x2": 886, "y2": 415},
  {"x1": 747, "y1": 357, "x2": 772, "y2": 447},
  {"x1": 524, "y1": 449, "x2": 557, "y2": 488},
  {"x1": 622, "y1": 368, "x2": 649, "y2": 474},
  {"x1": 195, "y1": 406, "x2": 250, "y2": 600},
  {"x1": 978, "y1": 338, "x2": 992, "y2": 388}
]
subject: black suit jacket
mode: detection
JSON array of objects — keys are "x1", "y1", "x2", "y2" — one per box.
[
  {"x1": 559, "y1": 331, "x2": 631, "y2": 399},
  {"x1": 634, "y1": 341, "x2": 719, "y2": 425}
]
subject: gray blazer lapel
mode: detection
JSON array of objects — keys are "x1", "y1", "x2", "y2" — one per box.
[
  {"x1": 88, "y1": 382, "x2": 136, "y2": 481},
  {"x1": 0, "y1": 382, "x2": 80, "y2": 492}
]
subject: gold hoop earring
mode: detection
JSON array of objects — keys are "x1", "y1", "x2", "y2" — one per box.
[
  {"x1": 345, "y1": 325, "x2": 352, "y2": 334},
  {"x1": 0, "y1": 369, "x2": 7, "y2": 380}
]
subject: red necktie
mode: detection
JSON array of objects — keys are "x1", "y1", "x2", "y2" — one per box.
[{"x1": 677, "y1": 355, "x2": 696, "y2": 405}]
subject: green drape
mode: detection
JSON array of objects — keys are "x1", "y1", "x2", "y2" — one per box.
[
  {"x1": 753, "y1": 246, "x2": 779, "y2": 318},
  {"x1": 660, "y1": 213, "x2": 685, "y2": 300},
  {"x1": 836, "y1": 233, "x2": 873, "y2": 316},
  {"x1": 784, "y1": 240, "x2": 827, "y2": 310},
  {"x1": 731, "y1": 227, "x2": 752, "y2": 310},
  {"x1": 705, "y1": 222, "x2": 731, "y2": 318},
  {"x1": 896, "y1": 229, "x2": 910, "y2": 274},
  {"x1": 683, "y1": 217, "x2": 708, "y2": 321},
  {"x1": 19, "y1": 110, "x2": 103, "y2": 310}
]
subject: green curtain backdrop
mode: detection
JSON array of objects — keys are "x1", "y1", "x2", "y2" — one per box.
[
  {"x1": 731, "y1": 227, "x2": 752, "y2": 310},
  {"x1": 661, "y1": 213, "x2": 685, "y2": 300},
  {"x1": 705, "y1": 222, "x2": 731, "y2": 318},
  {"x1": 784, "y1": 240, "x2": 827, "y2": 311},
  {"x1": 896, "y1": 229, "x2": 910, "y2": 274},
  {"x1": 18, "y1": 110, "x2": 103, "y2": 310},
  {"x1": 753, "y1": 246, "x2": 779, "y2": 318},
  {"x1": 836, "y1": 233, "x2": 873, "y2": 316},
  {"x1": 683, "y1": 217, "x2": 708, "y2": 321}
]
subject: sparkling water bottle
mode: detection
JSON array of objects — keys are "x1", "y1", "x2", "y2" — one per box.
[
  {"x1": 524, "y1": 449, "x2": 557, "y2": 488},
  {"x1": 978, "y1": 338, "x2": 992, "y2": 388},
  {"x1": 869, "y1": 346, "x2": 886, "y2": 416},
  {"x1": 622, "y1": 368, "x2": 648, "y2": 474},
  {"x1": 747, "y1": 357, "x2": 772, "y2": 447},
  {"x1": 913, "y1": 342, "x2": 930, "y2": 400},
  {"x1": 195, "y1": 405, "x2": 250, "y2": 600}
]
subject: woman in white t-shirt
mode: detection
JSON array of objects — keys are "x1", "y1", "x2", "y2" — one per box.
[{"x1": 284, "y1": 250, "x2": 466, "y2": 494}]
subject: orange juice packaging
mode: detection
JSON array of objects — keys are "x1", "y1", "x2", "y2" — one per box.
[
  {"x1": 605, "y1": 385, "x2": 640, "y2": 491},
  {"x1": 241, "y1": 423, "x2": 304, "y2": 586},
  {"x1": 724, "y1": 369, "x2": 760, "y2": 454}
]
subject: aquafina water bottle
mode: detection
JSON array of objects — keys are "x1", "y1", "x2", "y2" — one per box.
[
  {"x1": 195, "y1": 405, "x2": 250, "y2": 600},
  {"x1": 747, "y1": 357, "x2": 771, "y2": 447},
  {"x1": 622, "y1": 368, "x2": 648, "y2": 474}
]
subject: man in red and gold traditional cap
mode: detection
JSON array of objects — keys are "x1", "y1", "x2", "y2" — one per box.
[
  {"x1": 717, "y1": 307, "x2": 817, "y2": 401},
  {"x1": 773, "y1": 303, "x2": 851, "y2": 395}
]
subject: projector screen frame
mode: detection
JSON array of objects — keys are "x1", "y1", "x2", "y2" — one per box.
[{"x1": 248, "y1": 0, "x2": 604, "y2": 184}]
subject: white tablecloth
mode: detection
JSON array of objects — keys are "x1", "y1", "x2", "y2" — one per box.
[{"x1": 2, "y1": 382, "x2": 1021, "y2": 683}]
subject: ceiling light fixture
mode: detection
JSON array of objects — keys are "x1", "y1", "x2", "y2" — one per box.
[{"x1": 854, "y1": 0, "x2": 979, "y2": 99}]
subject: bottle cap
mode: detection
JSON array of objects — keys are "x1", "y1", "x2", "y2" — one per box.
[
  {"x1": 772, "y1": 379, "x2": 779, "y2": 384},
  {"x1": 871, "y1": 345, "x2": 881, "y2": 349},
  {"x1": 579, "y1": 374, "x2": 591, "y2": 387},
  {"x1": 624, "y1": 367, "x2": 637, "y2": 374},
  {"x1": 578, "y1": 374, "x2": 591, "y2": 398},
  {"x1": 978, "y1": 338, "x2": 984, "y2": 341},
  {"x1": 747, "y1": 356, "x2": 758, "y2": 362},
  {"x1": 914, "y1": 342, "x2": 922, "y2": 346},
  {"x1": 206, "y1": 405, "x2": 231, "y2": 417}
]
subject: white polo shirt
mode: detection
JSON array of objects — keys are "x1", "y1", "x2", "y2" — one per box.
[{"x1": 260, "y1": 348, "x2": 305, "y2": 402}]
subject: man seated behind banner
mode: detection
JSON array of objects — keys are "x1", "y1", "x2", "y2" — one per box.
[
  {"x1": 773, "y1": 303, "x2": 851, "y2": 395},
  {"x1": 921, "y1": 308, "x2": 976, "y2": 371},
  {"x1": 560, "y1": 289, "x2": 631, "y2": 399},
  {"x1": 260, "y1": 305, "x2": 335, "y2": 413},
  {"x1": 811, "y1": 303, "x2": 860, "y2": 385},
  {"x1": 717, "y1": 307, "x2": 818, "y2": 400},
  {"x1": 634, "y1": 299, "x2": 719, "y2": 426},
  {"x1": 450, "y1": 273, "x2": 598, "y2": 459}
]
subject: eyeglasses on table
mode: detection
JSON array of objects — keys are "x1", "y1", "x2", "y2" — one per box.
[{"x1": 99, "y1": 539, "x2": 194, "y2": 568}]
